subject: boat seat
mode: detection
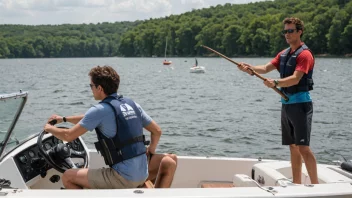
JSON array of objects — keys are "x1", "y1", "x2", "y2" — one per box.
[
  {"x1": 252, "y1": 162, "x2": 295, "y2": 186},
  {"x1": 307, "y1": 165, "x2": 352, "y2": 184},
  {"x1": 139, "y1": 180, "x2": 154, "y2": 188},
  {"x1": 233, "y1": 174, "x2": 258, "y2": 187},
  {"x1": 252, "y1": 161, "x2": 352, "y2": 186},
  {"x1": 199, "y1": 181, "x2": 234, "y2": 188}
]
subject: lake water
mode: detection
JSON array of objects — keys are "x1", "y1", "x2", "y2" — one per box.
[{"x1": 1, "y1": 57, "x2": 351, "y2": 164}]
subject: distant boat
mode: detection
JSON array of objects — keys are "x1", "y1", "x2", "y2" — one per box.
[
  {"x1": 163, "y1": 60, "x2": 172, "y2": 65},
  {"x1": 163, "y1": 37, "x2": 172, "y2": 65},
  {"x1": 190, "y1": 58, "x2": 205, "y2": 73}
]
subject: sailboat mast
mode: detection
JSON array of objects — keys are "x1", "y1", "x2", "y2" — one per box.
[{"x1": 164, "y1": 37, "x2": 168, "y2": 58}]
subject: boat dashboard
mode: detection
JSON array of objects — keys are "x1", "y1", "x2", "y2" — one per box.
[
  {"x1": 14, "y1": 136, "x2": 85, "y2": 182},
  {"x1": 0, "y1": 133, "x2": 89, "y2": 189}
]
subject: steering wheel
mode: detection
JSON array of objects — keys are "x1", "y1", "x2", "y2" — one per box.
[{"x1": 37, "y1": 121, "x2": 89, "y2": 173}]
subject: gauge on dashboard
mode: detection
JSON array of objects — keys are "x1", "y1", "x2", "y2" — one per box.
[
  {"x1": 19, "y1": 155, "x2": 28, "y2": 164},
  {"x1": 28, "y1": 150, "x2": 35, "y2": 158},
  {"x1": 53, "y1": 138, "x2": 63, "y2": 144},
  {"x1": 44, "y1": 142, "x2": 52, "y2": 150}
]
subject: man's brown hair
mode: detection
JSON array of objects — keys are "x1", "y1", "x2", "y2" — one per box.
[
  {"x1": 89, "y1": 65, "x2": 120, "y2": 95},
  {"x1": 283, "y1": 17, "x2": 304, "y2": 37}
]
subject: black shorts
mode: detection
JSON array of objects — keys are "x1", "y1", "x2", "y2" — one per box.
[{"x1": 281, "y1": 102, "x2": 313, "y2": 146}]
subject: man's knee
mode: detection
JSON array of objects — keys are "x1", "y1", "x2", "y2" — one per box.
[
  {"x1": 289, "y1": 144, "x2": 301, "y2": 154},
  {"x1": 167, "y1": 154, "x2": 178, "y2": 164},
  {"x1": 298, "y1": 146, "x2": 312, "y2": 156},
  {"x1": 160, "y1": 156, "x2": 177, "y2": 172}
]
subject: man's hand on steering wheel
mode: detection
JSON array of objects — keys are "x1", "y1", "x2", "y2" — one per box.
[
  {"x1": 48, "y1": 114, "x2": 64, "y2": 124},
  {"x1": 39, "y1": 119, "x2": 88, "y2": 173}
]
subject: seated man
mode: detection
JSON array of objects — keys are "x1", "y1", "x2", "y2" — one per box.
[
  {"x1": 45, "y1": 66, "x2": 161, "y2": 189},
  {"x1": 146, "y1": 152, "x2": 177, "y2": 188}
]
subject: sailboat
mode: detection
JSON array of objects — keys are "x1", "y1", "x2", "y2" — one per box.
[
  {"x1": 190, "y1": 58, "x2": 205, "y2": 73},
  {"x1": 163, "y1": 37, "x2": 172, "y2": 65}
]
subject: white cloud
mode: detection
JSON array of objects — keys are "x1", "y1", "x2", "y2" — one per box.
[
  {"x1": 110, "y1": 0, "x2": 172, "y2": 18},
  {"x1": 54, "y1": 0, "x2": 111, "y2": 8},
  {"x1": 0, "y1": 0, "x2": 269, "y2": 25},
  {"x1": 110, "y1": 0, "x2": 136, "y2": 13},
  {"x1": 1, "y1": 0, "x2": 57, "y2": 11}
]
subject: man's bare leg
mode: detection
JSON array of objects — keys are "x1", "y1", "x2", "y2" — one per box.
[
  {"x1": 299, "y1": 146, "x2": 319, "y2": 184},
  {"x1": 290, "y1": 144, "x2": 302, "y2": 184},
  {"x1": 62, "y1": 168, "x2": 92, "y2": 189},
  {"x1": 147, "y1": 153, "x2": 177, "y2": 188}
]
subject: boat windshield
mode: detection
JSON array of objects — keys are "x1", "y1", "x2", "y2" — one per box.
[{"x1": 0, "y1": 91, "x2": 27, "y2": 159}]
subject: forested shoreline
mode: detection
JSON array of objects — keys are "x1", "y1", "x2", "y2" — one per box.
[{"x1": 0, "y1": 0, "x2": 351, "y2": 58}]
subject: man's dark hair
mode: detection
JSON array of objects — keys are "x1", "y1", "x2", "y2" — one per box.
[
  {"x1": 89, "y1": 65, "x2": 120, "y2": 95},
  {"x1": 283, "y1": 17, "x2": 304, "y2": 37}
]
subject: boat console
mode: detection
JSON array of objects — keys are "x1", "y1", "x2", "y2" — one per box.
[
  {"x1": 0, "y1": 133, "x2": 89, "y2": 189},
  {"x1": 13, "y1": 136, "x2": 85, "y2": 182}
]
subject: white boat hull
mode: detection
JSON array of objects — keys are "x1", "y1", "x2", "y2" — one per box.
[
  {"x1": 2, "y1": 135, "x2": 352, "y2": 197},
  {"x1": 190, "y1": 66, "x2": 205, "y2": 73}
]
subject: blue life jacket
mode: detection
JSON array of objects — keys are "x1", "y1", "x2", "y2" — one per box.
[
  {"x1": 279, "y1": 44, "x2": 314, "y2": 94},
  {"x1": 94, "y1": 95, "x2": 147, "y2": 166}
]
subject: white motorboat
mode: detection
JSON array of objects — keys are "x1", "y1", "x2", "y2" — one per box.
[
  {"x1": 1, "y1": 91, "x2": 352, "y2": 197},
  {"x1": 190, "y1": 66, "x2": 205, "y2": 73}
]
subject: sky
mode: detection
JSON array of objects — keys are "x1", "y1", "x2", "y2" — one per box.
[{"x1": 0, "y1": 0, "x2": 269, "y2": 25}]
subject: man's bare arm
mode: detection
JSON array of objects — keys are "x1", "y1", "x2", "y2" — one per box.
[
  {"x1": 238, "y1": 62, "x2": 277, "y2": 75},
  {"x1": 144, "y1": 121, "x2": 162, "y2": 154},
  {"x1": 48, "y1": 114, "x2": 84, "y2": 125},
  {"x1": 44, "y1": 123, "x2": 87, "y2": 142}
]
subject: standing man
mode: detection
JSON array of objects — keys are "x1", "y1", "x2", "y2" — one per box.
[
  {"x1": 237, "y1": 17, "x2": 318, "y2": 184},
  {"x1": 44, "y1": 65, "x2": 161, "y2": 189}
]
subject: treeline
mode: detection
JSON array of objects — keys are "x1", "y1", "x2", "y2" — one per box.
[
  {"x1": 0, "y1": 0, "x2": 351, "y2": 58},
  {"x1": 0, "y1": 22, "x2": 140, "y2": 58}
]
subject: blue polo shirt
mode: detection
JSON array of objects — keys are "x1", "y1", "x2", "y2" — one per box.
[{"x1": 79, "y1": 93, "x2": 152, "y2": 182}]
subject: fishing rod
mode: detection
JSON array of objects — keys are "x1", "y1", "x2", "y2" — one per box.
[{"x1": 201, "y1": 45, "x2": 289, "y2": 101}]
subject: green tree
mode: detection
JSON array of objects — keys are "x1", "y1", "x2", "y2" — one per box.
[
  {"x1": 0, "y1": 40, "x2": 10, "y2": 58},
  {"x1": 22, "y1": 43, "x2": 36, "y2": 58},
  {"x1": 252, "y1": 28, "x2": 270, "y2": 56},
  {"x1": 222, "y1": 25, "x2": 242, "y2": 56},
  {"x1": 341, "y1": 19, "x2": 352, "y2": 54}
]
